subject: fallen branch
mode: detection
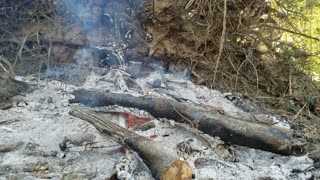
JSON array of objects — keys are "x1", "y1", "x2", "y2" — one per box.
[
  {"x1": 261, "y1": 25, "x2": 320, "y2": 41},
  {"x1": 213, "y1": 0, "x2": 227, "y2": 83},
  {"x1": 69, "y1": 109, "x2": 193, "y2": 180},
  {"x1": 70, "y1": 89, "x2": 305, "y2": 155}
]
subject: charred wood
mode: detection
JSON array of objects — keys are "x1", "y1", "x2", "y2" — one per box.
[
  {"x1": 69, "y1": 109, "x2": 193, "y2": 180},
  {"x1": 70, "y1": 89, "x2": 305, "y2": 155}
]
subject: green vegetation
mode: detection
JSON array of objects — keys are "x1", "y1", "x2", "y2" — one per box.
[{"x1": 274, "y1": 0, "x2": 320, "y2": 81}]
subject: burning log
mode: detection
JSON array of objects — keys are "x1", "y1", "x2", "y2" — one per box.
[
  {"x1": 69, "y1": 109, "x2": 193, "y2": 180},
  {"x1": 69, "y1": 89, "x2": 304, "y2": 155}
]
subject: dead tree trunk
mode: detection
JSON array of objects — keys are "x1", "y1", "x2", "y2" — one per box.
[
  {"x1": 69, "y1": 89, "x2": 304, "y2": 155},
  {"x1": 69, "y1": 109, "x2": 193, "y2": 180}
]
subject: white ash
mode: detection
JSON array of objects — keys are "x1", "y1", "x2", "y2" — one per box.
[
  {"x1": 0, "y1": 71, "x2": 318, "y2": 179},
  {"x1": 0, "y1": 76, "x2": 121, "y2": 179},
  {"x1": 112, "y1": 151, "x2": 153, "y2": 180},
  {"x1": 114, "y1": 151, "x2": 139, "y2": 179}
]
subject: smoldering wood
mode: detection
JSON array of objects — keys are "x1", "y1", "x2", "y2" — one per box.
[
  {"x1": 69, "y1": 89, "x2": 304, "y2": 155},
  {"x1": 69, "y1": 109, "x2": 193, "y2": 180},
  {"x1": 131, "y1": 120, "x2": 157, "y2": 131}
]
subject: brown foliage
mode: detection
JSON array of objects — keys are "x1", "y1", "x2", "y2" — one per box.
[{"x1": 141, "y1": 0, "x2": 320, "y2": 120}]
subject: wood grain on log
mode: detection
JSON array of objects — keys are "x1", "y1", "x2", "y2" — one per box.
[
  {"x1": 69, "y1": 109, "x2": 193, "y2": 180},
  {"x1": 69, "y1": 89, "x2": 304, "y2": 155}
]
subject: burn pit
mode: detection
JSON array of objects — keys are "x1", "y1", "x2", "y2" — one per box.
[
  {"x1": 1, "y1": 67, "x2": 318, "y2": 179},
  {"x1": 0, "y1": 0, "x2": 319, "y2": 179}
]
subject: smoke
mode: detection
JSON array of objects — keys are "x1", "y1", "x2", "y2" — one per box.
[
  {"x1": 43, "y1": 0, "x2": 127, "y2": 82},
  {"x1": 53, "y1": 0, "x2": 109, "y2": 44},
  {"x1": 44, "y1": 0, "x2": 190, "y2": 84}
]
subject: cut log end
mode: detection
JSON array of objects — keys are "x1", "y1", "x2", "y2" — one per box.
[
  {"x1": 69, "y1": 108, "x2": 194, "y2": 179},
  {"x1": 161, "y1": 160, "x2": 193, "y2": 180}
]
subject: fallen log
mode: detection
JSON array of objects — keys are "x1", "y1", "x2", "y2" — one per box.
[
  {"x1": 69, "y1": 89, "x2": 305, "y2": 155},
  {"x1": 69, "y1": 109, "x2": 193, "y2": 180}
]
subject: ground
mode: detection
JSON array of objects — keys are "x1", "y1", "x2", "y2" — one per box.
[{"x1": 0, "y1": 68, "x2": 319, "y2": 179}]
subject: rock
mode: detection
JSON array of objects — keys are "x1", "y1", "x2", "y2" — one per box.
[
  {"x1": 0, "y1": 141, "x2": 23, "y2": 153},
  {"x1": 59, "y1": 133, "x2": 96, "y2": 151},
  {"x1": 0, "y1": 76, "x2": 29, "y2": 104},
  {"x1": 309, "y1": 148, "x2": 320, "y2": 162},
  {"x1": 0, "y1": 102, "x2": 13, "y2": 110}
]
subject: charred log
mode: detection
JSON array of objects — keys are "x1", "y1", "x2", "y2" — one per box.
[
  {"x1": 69, "y1": 109, "x2": 193, "y2": 180},
  {"x1": 70, "y1": 89, "x2": 304, "y2": 155}
]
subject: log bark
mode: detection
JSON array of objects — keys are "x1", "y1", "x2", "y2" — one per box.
[
  {"x1": 69, "y1": 89, "x2": 304, "y2": 155},
  {"x1": 69, "y1": 109, "x2": 193, "y2": 180}
]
